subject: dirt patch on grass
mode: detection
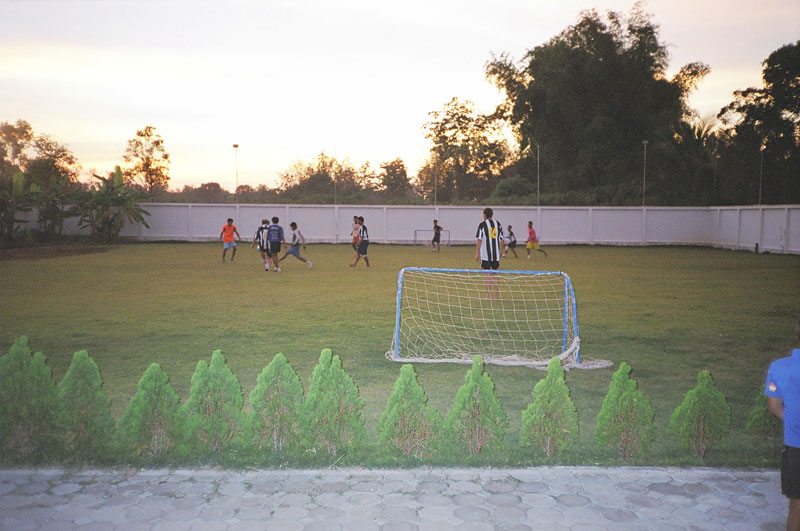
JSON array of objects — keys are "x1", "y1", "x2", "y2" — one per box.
[{"x1": 1, "y1": 244, "x2": 118, "y2": 261}]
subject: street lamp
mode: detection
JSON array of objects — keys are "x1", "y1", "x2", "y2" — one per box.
[
  {"x1": 758, "y1": 144, "x2": 764, "y2": 204},
  {"x1": 536, "y1": 143, "x2": 540, "y2": 207},
  {"x1": 232, "y1": 144, "x2": 239, "y2": 193},
  {"x1": 642, "y1": 140, "x2": 648, "y2": 207}
]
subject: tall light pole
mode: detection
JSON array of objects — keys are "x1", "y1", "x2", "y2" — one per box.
[
  {"x1": 642, "y1": 140, "x2": 648, "y2": 207},
  {"x1": 434, "y1": 161, "x2": 438, "y2": 206},
  {"x1": 536, "y1": 143, "x2": 540, "y2": 207},
  {"x1": 758, "y1": 144, "x2": 764, "y2": 204},
  {"x1": 232, "y1": 144, "x2": 239, "y2": 193}
]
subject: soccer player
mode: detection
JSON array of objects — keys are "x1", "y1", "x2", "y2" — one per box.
[
  {"x1": 526, "y1": 220, "x2": 548, "y2": 259},
  {"x1": 351, "y1": 215, "x2": 360, "y2": 252},
  {"x1": 503, "y1": 225, "x2": 519, "y2": 258},
  {"x1": 251, "y1": 218, "x2": 271, "y2": 271},
  {"x1": 475, "y1": 207, "x2": 504, "y2": 298},
  {"x1": 765, "y1": 318, "x2": 800, "y2": 531},
  {"x1": 431, "y1": 219, "x2": 443, "y2": 252},
  {"x1": 279, "y1": 222, "x2": 312, "y2": 269},
  {"x1": 267, "y1": 216, "x2": 285, "y2": 272},
  {"x1": 350, "y1": 216, "x2": 370, "y2": 267},
  {"x1": 219, "y1": 218, "x2": 240, "y2": 263}
]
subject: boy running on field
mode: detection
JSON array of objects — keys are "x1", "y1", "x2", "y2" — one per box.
[
  {"x1": 279, "y1": 222, "x2": 312, "y2": 269},
  {"x1": 219, "y1": 218, "x2": 240, "y2": 263},
  {"x1": 526, "y1": 220, "x2": 548, "y2": 259},
  {"x1": 350, "y1": 216, "x2": 370, "y2": 268},
  {"x1": 351, "y1": 215, "x2": 360, "y2": 252},
  {"x1": 503, "y1": 225, "x2": 519, "y2": 258},
  {"x1": 267, "y1": 217, "x2": 286, "y2": 272},
  {"x1": 251, "y1": 218, "x2": 272, "y2": 271}
]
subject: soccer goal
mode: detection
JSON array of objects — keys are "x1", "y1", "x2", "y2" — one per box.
[
  {"x1": 413, "y1": 229, "x2": 451, "y2": 246},
  {"x1": 386, "y1": 267, "x2": 609, "y2": 370}
]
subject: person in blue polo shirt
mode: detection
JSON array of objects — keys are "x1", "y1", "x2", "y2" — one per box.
[{"x1": 766, "y1": 318, "x2": 800, "y2": 531}]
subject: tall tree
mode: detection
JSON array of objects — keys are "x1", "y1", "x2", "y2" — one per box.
[
  {"x1": 486, "y1": 4, "x2": 707, "y2": 203},
  {"x1": 717, "y1": 41, "x2": 800, "y2": 204},
  {"x1": 423, "y1": 98, "x2": 510, "y2": 202},
  {"x1": 123, "y1": 126, "x2": 171, "y2": 193},
  {"x1": 27, "y1": 135, "x2": 81, "y2": 237}
]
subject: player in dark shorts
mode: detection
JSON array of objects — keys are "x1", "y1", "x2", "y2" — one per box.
[
  {"x1": 503, "y1": 225, "x2": 519, "y2": 258},
  {"x1": 431, "y1": 219, "x2": 443, "y2": 252},
  {"x1": 350, "y1": 216, "x2": 370, "y2": 267},
  {"x1": 267, "y1": 217, "x2": 285, "y2": 272}
]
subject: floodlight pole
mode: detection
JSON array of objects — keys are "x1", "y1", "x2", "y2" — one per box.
[
  {"x1": 642, "y1": 140, "x2": 648, "y2": 207},
  {"x1": 536, "y1": 143, "x2": 540, "y2": 207},
  {"x1": 434, "y1": 160, "x2": 438, "y2": 206},
  {"x1": 232, "y1": 144, "x2": 239, "y2": 193},
  {"x1": 758, "y1": 146, "x2": 764, "y2": 204}
]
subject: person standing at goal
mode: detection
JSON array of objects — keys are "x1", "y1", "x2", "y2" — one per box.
[
  {"x1": 503, "y1": 224, "x2": 519, "y2": 258},
  {"x1": 526, "y1": 220, "x2": 548, "y2": 259},
  {"x1": 279, "y1": 222, "x2": 312, "y2": 269},
  {"x1": 350, "y1": 216, "x2": 370, "y2": 268},
  {"x1": 219, "y1": 218, "x2": 240, "y2": 263},
  {"x1": 251, "y1": 218, "x2": 271, "y2": 272},
  {"x1": 475, "y1": 208, "x2": 504, "y2": 299},
  {"x1": 765, "y1": 318, "x2": 800, "y2": 531},
  {"x1": 431, "y1": 219, "x2": 443, "y2": 252}
]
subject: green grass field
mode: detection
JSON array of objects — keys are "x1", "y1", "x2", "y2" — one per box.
[{"x1": 2, "y1": 242, "x2": 799, "y2": 466}]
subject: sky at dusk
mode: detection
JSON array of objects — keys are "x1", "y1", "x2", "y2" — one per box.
[{"x1": 2, "y1": 0, "x2": 798, "y2": 191}]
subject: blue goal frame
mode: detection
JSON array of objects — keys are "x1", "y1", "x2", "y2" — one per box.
[{"x1": 391, "y1": 267, "x2": 580, "y2": 364}]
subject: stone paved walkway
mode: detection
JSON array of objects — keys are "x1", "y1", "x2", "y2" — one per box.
[{"x1": 0, "y1": 466, "x2": 786, "y2": 530}]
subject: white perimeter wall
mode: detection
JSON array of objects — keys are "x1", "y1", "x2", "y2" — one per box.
[{"x1": 40, "y1": 204, "x2": 800, "y2": 254}]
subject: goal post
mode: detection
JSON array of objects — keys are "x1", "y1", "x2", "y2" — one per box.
[
  {"x1": 387, "y1": 267, "x2": 606, "y2": 369},
  {"x1": 413, "y1": 229, "x2": 451, "y2": 246}
]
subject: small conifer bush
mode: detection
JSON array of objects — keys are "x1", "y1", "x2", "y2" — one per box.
[
  {"x1": 117, "y1": 362, "x2": 183, "y2": 461},
  {"x1": 595, "y1": 362, "x2": 655, "y2": 460},
  {"x1": 55, "y1": 349, "x2": 116, "y2": 463},
  {"x1": 443, "y1": 355, "x2": 508, "y2": 456},
  {"x1": 520, "y1": 357, "x2": 579, "y2": 457},
  {"x1": 180, "y1": 350, "x2": 244, "y2": 456},
  {"x1": 301, "y1": 349, "x2": 365, "y2": 457},
  {"x1": 245, "y1": 353, "x2": 304, "y2": 455},
  {"x1": 0, "y1": 336, "x2": 59, "y2": 463},
  {"x1": 745, "y1": 392, "x2": 783, "y2": 458},
  {"x1": 377, "y1": 364, "x2": 442, "y2": 459},
  {"x1": 668, "y1": 370, "x2": 731, "y2": 459}
]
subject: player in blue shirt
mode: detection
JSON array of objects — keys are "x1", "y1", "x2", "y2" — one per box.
[
  {"x1": 267, "y1": 216, "x2": 285, "y2": 272},
  {"x1": 765, "y1": 318, "x2": 800, "y2": 531}
]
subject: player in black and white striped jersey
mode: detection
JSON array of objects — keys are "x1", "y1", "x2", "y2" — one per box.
[
  {"x1": 475, "y1": 207, "x2": 504, "y2": 299},
  {"x1": 475, "y1": 207, "x2": 504, "y2": 270},
  {"x1": 250, "y1": 218, "x2": 272, "y2": 271},
  {"x1": 350, "y1": 216, "x2": 370, "y2": 268}
]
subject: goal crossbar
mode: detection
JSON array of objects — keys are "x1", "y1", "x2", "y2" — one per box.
[{"x1": 387, "y1": 267, "x2": 590, "y2": 369}]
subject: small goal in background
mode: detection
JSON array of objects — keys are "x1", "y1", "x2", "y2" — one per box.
[{"x1": 413, "y1": 229, "x2": 451, "y2": 247}]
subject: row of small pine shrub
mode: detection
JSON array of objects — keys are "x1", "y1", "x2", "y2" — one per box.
[{"x1": 0, "y1": 336, "x2": 780, "y2": 466}]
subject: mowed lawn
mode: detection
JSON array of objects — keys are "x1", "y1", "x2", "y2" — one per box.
[{"x1": 2, "y1": 242, "x2": 799, "y2": 465}]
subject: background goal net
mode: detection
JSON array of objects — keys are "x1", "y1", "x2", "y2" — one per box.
[{"x1": 387, "y1": 267, "x2": 610, "y2": 369}]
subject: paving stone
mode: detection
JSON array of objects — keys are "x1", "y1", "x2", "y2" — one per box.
[
  {"x1": 555, "y1": 492, "x2": 590, "y2": 506},
  {"x1": 483, "y1": 480, "x2": 516, "y2": 493},
  {"x1": 411, "y1": 493, "x2": 447, "y2": 506},
  {"x1": 453, "y1": 505, "x2": 491, "y2": 521},
  {"x1": 451, "y1": 493, "x2": 485, "y2": 507},
  {"x1": 517, "y1": 481, "x2": 549, "y2": 493}
]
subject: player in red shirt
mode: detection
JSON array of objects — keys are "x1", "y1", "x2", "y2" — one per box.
[
  {"x1": 219, "y1": 218, "x2": 241, "y2": 263},
  {"x1": 526, "y1": 220, "x2": 547, "y2": 259}
]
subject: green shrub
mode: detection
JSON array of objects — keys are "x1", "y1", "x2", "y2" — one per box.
[
  {"x1": 595, "y1": 362, "x2": 655, "y2": 460},
  {"x1": 55, "y1": 349, "x2": 116, "y2": 463},
  {"x1": 377, "y1": 364, "x2": 442, "y2": 459},
  {"x1": 244, "y1": 353, "x2": 304, "y2": 455},
  {"x1": 180, "y1": 350, "x2": 244, "y2": 456},
  {"x1": 117, "y1": 362, "x2": 183, "y2": 461},
  {"x1": 301, "y1": 349, "x2": 365, "y2": 458},
  {"x1": 745, "y1": 392, "x2": 783, "y2": 458},
  {"x1": 668, "y1": 370, "x2": 731, "y2": 459},
  {"x1": 520, "y1": 357, "x2": 579, "y2": 457},
  {"x1": 0, "y1": 336, "x2": 59, "y2": 463},
  {"x1": 443, "y1": 355, "x2": 508, "y2": 456}
]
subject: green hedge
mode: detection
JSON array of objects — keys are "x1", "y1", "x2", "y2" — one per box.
[{"x1": 2, "y1": 336, "x2": 772, "y2": 467}]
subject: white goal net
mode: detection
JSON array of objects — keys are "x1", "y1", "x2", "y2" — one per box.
[{"x1": 386, "y1": 267, "x2": 610, "y2": 370}]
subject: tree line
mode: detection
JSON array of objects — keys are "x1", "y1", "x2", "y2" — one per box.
[{"x1": 2, "y1": 6, "x2": 798, "y2": 241}]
